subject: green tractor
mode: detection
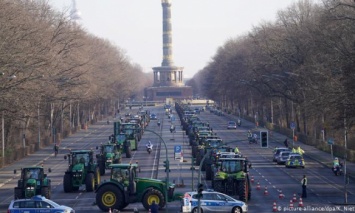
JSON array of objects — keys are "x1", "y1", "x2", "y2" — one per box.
[
  {"x1": 195, "y1": 138, "x2": 223, "y2": 166},
  {"x1": 95, "y1": 163, "x2": 176, "y2": 212},
  {"x1": 113, "y1": 121, "x2": 139, "y2": 157},
  {"x1": 192, "y1": 131, "x2": 216, "y2": 158},
  {"x1": 63, "y1": 150, "x2": 101, "y2": 192},
  {"x1": 204, "y1": 146, "x2": 234, "y2": 180},
  {"x1": 96, "y1": 143, "x2": 122, "y2": 175},
  {"x1": 14, "y1": 166, "x2": 51, "y2": 199},
  {"x1": 211, "y1": 155, "x2": 251, "y2": 202}
]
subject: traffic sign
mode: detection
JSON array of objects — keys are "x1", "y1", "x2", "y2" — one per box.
[
  {"x1": 327, "y1": 138, "x2": 334, "y2": 145},
  {"x1": 290, "y1": 122, "x2": 296, "y2": 130},
  {"x1": 174, "y1": 145, "x2": 182, "y2": 159}
]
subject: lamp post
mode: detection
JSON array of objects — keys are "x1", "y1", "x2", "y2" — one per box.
[
  {"x1": 1, "y1": 73, "x2": 16, "y2": 166},
  {"x1": 144, "y1": 129, "x2": 169, "y2": 213},
  {"x1": 38, "y1": 102, "x2": 40, "y2": 148},
  {"x1": 344, "y1": 111, "x2": 348, "y2": 204}
]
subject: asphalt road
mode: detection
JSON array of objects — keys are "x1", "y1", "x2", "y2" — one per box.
[
  {"x1": 199, "y1": 109, "x2": 355, "y2": 212},
  {"x1": 1, "y1": 105, "x2": 355, "y2": 213}
]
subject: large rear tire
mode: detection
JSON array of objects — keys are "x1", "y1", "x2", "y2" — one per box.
[
  {"x1": 95, "y1": 167, "x2": 101, "y2": 190},
  {"x1": 99, "y1": 160, "x2": 105, "y2": 176},
  {"x1": 126, "y1": 147, "x2": 132, "y2": 158},
  {"x1": 14, "y1": 187, "x2": 23, "y2": 199},
  {"x1": 63, "y1": 173, "x2": 73, "y2": 193},
  {"x1": 238, "y1": 179, "x2": 248, "y2": 202},
  {"x1": 213, "y1": 180, "x2": 224, "y2": 193},
  {"x1": 96, "y1": 184, "x2": 125, "y2": 211},
  {"x1": 85, "y1": 173, "x2": 95, "y2": 192},
  {"x1": 142, "y1": 188, "x2": 165, "y2": 210}
]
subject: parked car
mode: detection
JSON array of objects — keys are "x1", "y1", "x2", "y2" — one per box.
[
  {"x1": 181, "y1": 190, "x2": 248, "y2": 213},
  {"x1": 8, "y1": 195, "x2": 75, "y2": 213},
  {"x1": 276, "y1": 151, "x2": 292, "y2": 165},
  {"x1": 286, "y1": 154, "x2": 305, "y2": 168},
  {"x1": 227, "y1": 121, "x2": 237, "y2": 129},
  {"x1": 273, "y1": 147, "x2": 290, "y2": 162}
]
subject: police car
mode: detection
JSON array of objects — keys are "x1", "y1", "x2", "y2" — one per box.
[
  {"x1": 285, "y1": 154, "x2": 305, "y2": 168},
  {"x1": 8, "y1": 195, "x2": 75, "y2": 213},
  {"x1": 182, "y1": 190, "x2": 247, "y2": 213}
]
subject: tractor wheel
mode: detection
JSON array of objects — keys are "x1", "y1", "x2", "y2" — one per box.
[
  {"x1": 126, "y1": 147, "x2": 132, "y2": 158},
  {"x1": 99, "y1": 160, "x2": 105, "y2": 176},
  {"x1": 14, "y1": 187, "x2": 23, "y2": 199},
  {"x1": 122, "y1": 202, "x2": 129, "y2": 209},
  {"x1": 213, "y1": 180, "x2": 224, "y2": 193},
  {"x1": 85, "y1": 173, "x2": 95, "y2": 192},
  {"x1": 205, "y1": 165, "x2": 212, "y2": 180},
  {"x1": 63, "y1": 173, "x2": 73, "y2": 193},
  {"x1": 41, "y1": 186, "x2": 51, "y2": 199},
  {"x1": 135, "y1": 139, "x2": 138, "y2": 150},
  {"x1": 96, "y1": 184, "x2": 125, "y2": 211},
  {"x1": 95, "y1": 167, "x2": 101, "y2": 190},
  {"x1": 142, "y1": 188, "x2": 165, "y2": 210},
  {"x1": 72, "y1": 186, "x2": 79, "y2": 191},
  {"x1": 238, "y1": 179, "x2": 248, "y2": 202}
]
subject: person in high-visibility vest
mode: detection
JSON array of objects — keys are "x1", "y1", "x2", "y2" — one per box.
[
  {"x1": 301, "y1": 175, "x2": 307, "y2": 198},
  {"x1": 333, "y1": 157, "x2": 339, "y2": 167},
  {"x1": 234, "y1": 146, "x2": 240, "y2": 154},
  {"x1": 297, "y1": 146, "x2": 305, "y2": 155}
]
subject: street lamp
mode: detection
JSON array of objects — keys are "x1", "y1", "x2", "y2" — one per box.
[{"x1": 144, "y1": 129, "x2": 170, "y2": 213}]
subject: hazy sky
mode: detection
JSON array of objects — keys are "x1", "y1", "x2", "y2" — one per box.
[{"x1": 49, "y1": 0, "x2": 301, "y2": 78}]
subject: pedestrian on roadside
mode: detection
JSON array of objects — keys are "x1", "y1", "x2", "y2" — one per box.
[
  {"x1": 284, "y1": 138, "x2": 288, "y2": 148},
  {"x1": 150, "y1": 201, "x2": 159, "y2": 213},
  {"x1": 301, "y1": 175, "x2": 307, "y2": 198}
]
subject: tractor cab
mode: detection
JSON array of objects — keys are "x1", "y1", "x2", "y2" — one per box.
[
  {"x1": 22, "y1": 168, "x2": 43, "y2": 180},
  {"x1": 110, "y1": 164, "x2": 137, "y2": 187}
]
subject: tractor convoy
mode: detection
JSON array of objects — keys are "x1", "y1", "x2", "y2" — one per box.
[
  {"x1": 175, "y1": 102, "x2": 252, "y2": 202},
  {"x1": 13, "y1": 103, "x2": 252, "y2": 211}
]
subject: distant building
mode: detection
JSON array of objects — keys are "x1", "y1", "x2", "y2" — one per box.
[{"x1": 145, "y1": 0, "x2": 192, "y2": 101}]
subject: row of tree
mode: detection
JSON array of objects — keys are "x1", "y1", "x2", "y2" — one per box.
[
  {"x1": 187, "y1": 0, "x2": 355, "y2": 150},
  {"x1": 0, "y1": 0, "x2": 151, "y2": 159}
]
